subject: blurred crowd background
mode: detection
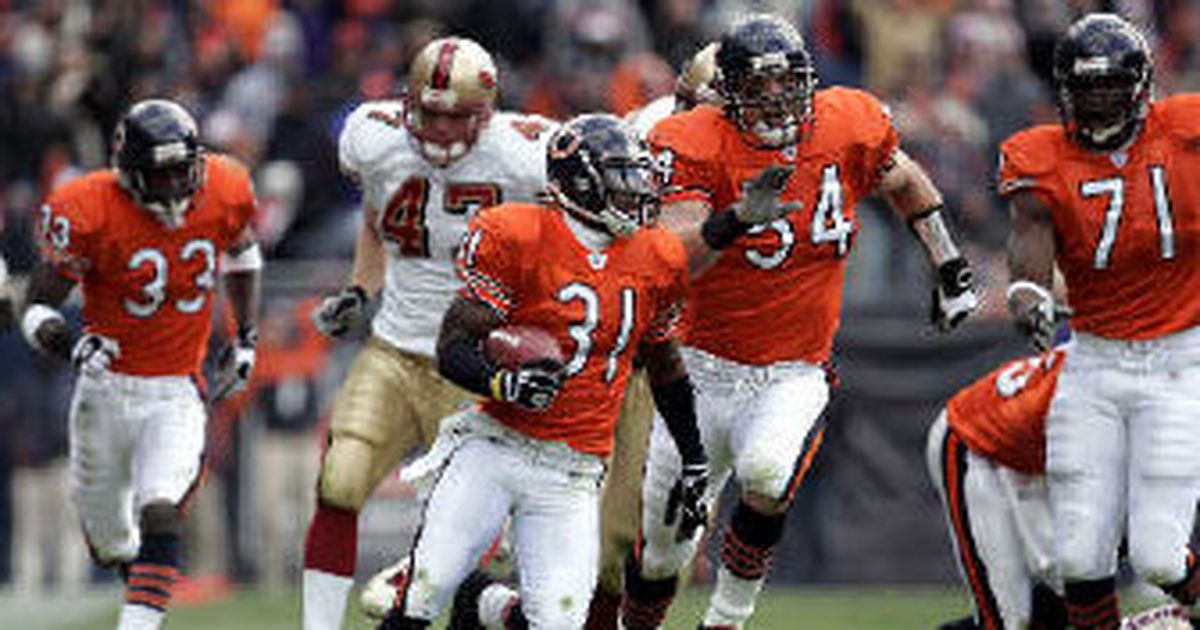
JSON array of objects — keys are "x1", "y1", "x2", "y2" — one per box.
[{"x1": 0, "y1": 0, "x2": 1197, "y2": 598}]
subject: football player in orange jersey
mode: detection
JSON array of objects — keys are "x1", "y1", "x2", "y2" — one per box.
[
  {"x1": 301, "y1": 38, "x2": 560, "y2": 630},
  {"x1": 929, "y1": 349, "x2": 1194, "y2": 630},
  {"x1": 928, "y1": 350, "x2": 1067, "y2": 630},
  {"x1": 19, "y1": 99, "x2": 261, "y2": 630},
  {"x1": 376, "y1": 114, "x2": 709, "y2": 629},
  {"x1": 621, "y1": 14, "x2": 979, "y2": 630},
  {"x1": 1002, "y1": 14, "x2": 1200, "y2": 629}
]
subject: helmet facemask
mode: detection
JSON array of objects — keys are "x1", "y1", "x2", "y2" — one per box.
[
  {"x1": 721, "y1": 60, "x2": 816, "y2": 148},
  {"x1": 547, "y1": 118, "x2": 661, "y2": 239},
  {"x1": 1053, "y1": 14, "x2": 1154, "y2": 152},
  {"x1": 406, "y1": 99, "x2": 492, "y2": 167},
  {"x1": 1058, "y1": 69, "x2": 1149, "y2": 151},
  {"x1": 112, "y1": 100, "x2": 203, "y2": 230},
  {"x1": 128, "y1": 158, "x2": 202, "y2": 229}
]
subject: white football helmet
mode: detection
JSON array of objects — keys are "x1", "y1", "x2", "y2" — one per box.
[{"x1": 405, "y1": 37, "x2": 499, "y2": 166}]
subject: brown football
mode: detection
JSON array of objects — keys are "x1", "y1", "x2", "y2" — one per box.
[{"x1": 483, "y1": 325, "x2": 565, "y2": 370}]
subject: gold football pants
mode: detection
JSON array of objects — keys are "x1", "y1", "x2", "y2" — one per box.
[{"x1": 317, "y1": 337, "x2": 475, "y2": 511}]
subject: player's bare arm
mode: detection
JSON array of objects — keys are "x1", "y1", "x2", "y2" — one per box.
[
  {"x1": 436, "y1": 295, "x2": 563, "y2": 410},
  {"x1": 1005, "y1": 190, "x2": 1060, "y2": 350},
  {"x1": 350, "y1": 204, "x2": 386, "y2": 294},
  {"x1": 212, "y1": 224, "x2": 263, "y2": 401},
  {"x1": 877, "y1": 148, "x2": 978, "y2": 331},
  {"x1": 223, "y1": 226, "x2": 262, "y2": 338},
  {"x1": 658, "y1": 198, "x2": 719, "y2": 276},
  {"x1": 20, "y1": 261, "x2": 82, "y2": 362},
  {"x1": 311, "y1": 204, "x2": 385, "y2": 337}
]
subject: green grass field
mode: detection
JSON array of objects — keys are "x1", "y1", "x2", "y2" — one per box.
[{"x1": 4, "y1": 585, "x2": 973, "y2": 629}]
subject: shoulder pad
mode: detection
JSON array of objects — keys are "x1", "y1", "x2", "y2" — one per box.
[
  {"x1": 814, "y1": 87, "x2": 895, "y2": 144},
  {"x1": 475, "y1": 202, "x2": 546, "y2": 246},
  {"x1": 1154, "y1": 95, "x2": 1200, "y2": 142},
  {"x1": 998, "y1": 126, "x2": 1063, "y2": 196},
  {"x1": 647, "y1": 105, "x2": 726, "y2": 161},
  {"x1": 339, "y1": 100, "x2": 409, "y2": 181}
]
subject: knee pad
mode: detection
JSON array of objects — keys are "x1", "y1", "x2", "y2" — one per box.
[{"x1": 318, "y1": 436, "x2": 380, "y2": 510}]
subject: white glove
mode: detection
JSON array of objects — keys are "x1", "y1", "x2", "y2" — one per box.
[
  {"x1": 213, "y1": 329, "x2": 257, "y2": 402},
  {"x1": 1007, "y1": 281, "x2": 1070, "y2": 351},
  {"x1": 71, "y1": 333, "x2": 121, "y2": 376},
  {"x1": 732, "y1": 164, "x2": 804, "y2": 225},
  {"x1": 311, "y1": 285, "x2": 369, "y2": 338}
]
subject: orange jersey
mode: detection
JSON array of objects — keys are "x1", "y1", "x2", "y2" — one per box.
[
  {"x1": 458, "y1": 203, "x2": 688, "y2": 457},
  {"x1": 649, "y1": 87, "x2": 898, "y2": 365},
  {"x1": 998, "y1": 95, "x2": 1200, "y2": 340},
  {"x1": 946, "y1": 349, "x2": 1065, "y2": 475},
  {"x1": 36, "y1": 154, "x2": 256, "y2": 379}
]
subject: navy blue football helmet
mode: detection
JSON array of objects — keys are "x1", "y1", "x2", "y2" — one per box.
[
  {"x1": 112, "y1": 99, "x2": 203, "y2": 228},
  {"x1": 546, "y1": 114, "x2": 659, "y2": 237},
  {"x1": 715, "y1": 14, "x2": 816, "y2": 148},
  {"x1": 1053, "y1": 14, "x2": 1153, "y2": 151}
]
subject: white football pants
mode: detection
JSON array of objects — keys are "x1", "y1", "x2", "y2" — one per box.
[
  {"x1": 927, "y1": 412, "x2": 1056, "y2": 629},
  {"x1": 638, "y1": 346, "x2": 828, "y2": 579},
  {"x1": 1046, "y1": 328, "x2": 1200, "y2": 585},
  {"x1": 403, "y1": 409, "x2": 605, "y2": 629},
  {"x1": 69, "y1": 371, "x2": 206, "y2": 564}
]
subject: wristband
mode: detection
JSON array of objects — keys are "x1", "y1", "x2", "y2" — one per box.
[{"x1": 700, "y1": 208, "x2": 748, "y2": 250}]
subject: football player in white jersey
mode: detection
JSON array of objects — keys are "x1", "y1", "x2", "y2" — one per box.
[{"x1": 301, "y1": 36, "x2": 556, "y2": 630}]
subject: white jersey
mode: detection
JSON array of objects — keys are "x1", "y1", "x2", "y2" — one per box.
[
  {"x1": 339, "y1": 101, "x2": 557, "y2": 356},
  {"x1": 626, "y1": 95, "x2": 676, "y2": 138}
]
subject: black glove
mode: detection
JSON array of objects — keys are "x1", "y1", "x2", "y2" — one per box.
[
  {"x1": 665, "y1": 461, "x2": 709, "y2": 542},
  {"x1": 489, "y1": 359, "x2": 565, "y2": 410},
  {"x1": 931, "y1": 257, "x2": 978, "y2": 332},
  {"x1": 312, "y1": 285, "x2": 369, "y2": 337}
]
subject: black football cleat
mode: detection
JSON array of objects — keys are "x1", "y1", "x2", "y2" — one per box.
[{"x1": 449, "y1": 570, "x2": 496, "y2": 630}]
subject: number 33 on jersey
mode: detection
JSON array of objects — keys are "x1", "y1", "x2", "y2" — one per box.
[{"x1": 36, "y1": 154, "x2": 256, "y2": 379}]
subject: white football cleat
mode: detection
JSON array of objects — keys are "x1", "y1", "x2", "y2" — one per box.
[
  {"x1": 1120, "y1": 603, "x2": 1191, "y2": 630},
  {"x1": 360, "y1": 557, "x2": 410, "y2": 620}
]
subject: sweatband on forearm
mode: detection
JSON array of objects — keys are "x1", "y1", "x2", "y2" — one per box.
[
  {"x1": 438, "y1": 335, "x2": 498, "y2": 398},
  {"x1": 908, "y1": 205, "x2": 962, "y2": 266}
]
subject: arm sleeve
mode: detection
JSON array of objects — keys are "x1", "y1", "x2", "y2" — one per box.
[
  {"x1": 217, "y1": 156, "x2": 258, "y2": 245},
  {"x1": 997, "y1": 133, "x2": 1056, "y2": 198},
  {"x1": 35, "y1": 189, "x2": 95, "y2": 281},
  {"x1": 649, "y1": 124, "x2": 716, "y2": 207},
  {"x1": 456, "y1": 210, "x2": 519, "y2": 319}
]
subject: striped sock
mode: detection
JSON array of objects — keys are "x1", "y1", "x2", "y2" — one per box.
[
  {"x1": 1064, "y1": 577, "x2": 1119, "y2": 630},
  {"x1": 118, "y1": 533, "x2": 180, "y2": 630}
]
